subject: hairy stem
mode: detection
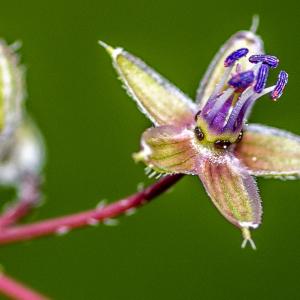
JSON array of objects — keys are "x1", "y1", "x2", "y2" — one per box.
[
  {"x1": 0, "y1": 272, "x2": 48, "y2": 300},
  {"x1": 0, "y1": 174, "x2": 183, "y2": 245}
]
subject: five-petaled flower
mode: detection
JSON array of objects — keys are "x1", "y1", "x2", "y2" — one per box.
[{"x1": 100, "y1": 21, "x2": 299, "y2": 249}]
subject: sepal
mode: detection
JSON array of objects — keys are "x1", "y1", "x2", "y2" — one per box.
[{"x1": 100, "y1": 41, "x2": 197, "y2": 126}]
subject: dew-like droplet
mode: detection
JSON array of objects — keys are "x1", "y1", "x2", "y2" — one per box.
[
  {"x1": 214, "y1": 140, "x2": 232, "y2": 149},
  {"x1": 236, "y1": 131, "x2": 243, "y2": 143}
]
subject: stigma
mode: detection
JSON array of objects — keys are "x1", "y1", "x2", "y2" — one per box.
[{"x1": 196, "y1": 47, "x2": 288, "y2": 144}]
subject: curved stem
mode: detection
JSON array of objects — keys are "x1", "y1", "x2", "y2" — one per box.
[
  {"x1": 0, "y1": 175, "x2": 40, "y2": 228},
  {"x1": 0, "y1": 174, "x2": 183, "y2": 245},
  {"x1": 0, "y1": 272, "x2": 48, "y2": 300}
]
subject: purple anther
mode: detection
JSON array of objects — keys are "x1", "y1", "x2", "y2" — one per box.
[
  {"x1": 224, "y1": 48, "x2": 249, "y2": 67},
  {"x1": 254, "y1": 64, "x2": 269, "y2": 93},
  {"x1": 249, "y1": 54, "x2": 279, "y2": 68},
  {"x1": 271, "y1": 70, "x2": 288, "y2": 100},
  {"x1": 228, "y1": 71, "x2": 255, "y2": 90}
]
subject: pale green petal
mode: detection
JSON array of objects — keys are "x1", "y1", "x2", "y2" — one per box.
[
  {"x1": 100, "y1": 41, "x2": 197, "y2": 126},
  {"x1": 199, "y1": 154, "x2": 261, "y2": 229},
  {"x1": 235, "y1": 124, "x2": 300, "y2": 179},
  {"x1": 134, "y1": 125, "x2": 201, "y2": 175}
]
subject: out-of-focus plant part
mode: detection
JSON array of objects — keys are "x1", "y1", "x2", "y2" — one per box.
[
  {"x1": 100, "y1": 19, "x2": 298, "y2": 249},
  {"x1": 0, "y1": 41, "x2": 44, "y2": 228},
  {"x1": 0, "y1": 118, "x2": 44, "y2": 185},
  {"x1": 0, "y1": 41, "x2": 44, "y2": 187},
  {"x1": 0, "y1": 272, "x2": 48, "y2": 300},
  {"x1": 0, "y1": 40, "x2": 45, "y2": 299}
]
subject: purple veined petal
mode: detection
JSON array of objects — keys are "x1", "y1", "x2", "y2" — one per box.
[
  {"x1": 199, "y1": 154, "x2": 262, "y2": 229},
  {"x1": 210, "y1": 95, "x2": 234, "y2": 132},
  {"x1": 234, "y1": 99, "x2": 251, "y2": 131},
  {"x1": 229, "y1": 96, "x2": 255, "y2": 133},
  {"x1": 200, "y1": 96, "x2": 218, "y2": 117},
  {"x1": 223, "y1": 87, "x2": 253, "y2": 133},
  {"x1": 224, "y1": 84, "x2": 275, "y2": 134},
  {"x1": 134, "y1": 125, "x2": 203, "y2": 175},
  {"x1": 202, "y1": 88, "x2": 235, "y2": 125},
  {"x1": 235, "y1": 124, "x2": 300, "y2": 178},
  {"x1": 99, "y1": 42, "x2": 197, "y2": 126},
  {"x1": 196, "y1": 30, "x2": 264, "y2": 108}
]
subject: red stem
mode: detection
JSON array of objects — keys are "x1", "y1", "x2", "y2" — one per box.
[
  {"x1": 0, "y1": 272, "x2": 48, "y2": 300},
  {"x1": 0, "y1": 174, "x2": 183, "y2": 245},
  {"x1": 0, "y1": 175, "x2": 40, "y2": 228}
]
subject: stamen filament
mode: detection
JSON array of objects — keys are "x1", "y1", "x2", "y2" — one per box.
[
  {"x1": 199, "y1": 47, "x2": 288, "y2": 137},
  {"x1": 211, "y1": 66, "x2": 234, "y2": 99},
  {"x1": 206, "y1": 88, "x2": 235, "y2": 121},
  {"x1": 225, "y1": 86, "x2": 275, "y2": 131}
]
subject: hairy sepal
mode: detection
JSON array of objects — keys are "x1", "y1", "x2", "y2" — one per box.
[
  {"x1": 199, "y1": 153, "x2": 262, "y2": 229},
  {"x1": 134, "y1": 125, "x2": 202, "y2": 175},
  {"x1": 101, "y1": 42, "x2": 197, "y2": 126},
  {"x1": 235, "y1": 124, "x2": 300, "y2": 179}
]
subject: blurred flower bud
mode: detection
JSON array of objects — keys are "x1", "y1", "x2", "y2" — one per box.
[
  {"x1": 0, "y1": 118, "x2": 45, "y2": 184},
  {"x1": 0, "y1": 41, "x2": 45, "y2": 185},
  {"x1": 0, "y1": 40, "x2": 24, "y2": 140}
]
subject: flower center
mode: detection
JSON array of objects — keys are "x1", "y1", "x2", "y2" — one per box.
[{"x1": 195, "y1": 48, "x2": 288, "y2": 147}]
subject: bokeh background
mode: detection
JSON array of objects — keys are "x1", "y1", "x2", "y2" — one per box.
[{"x1": 0, "y1": 0, "x2": 299, "y2": 299}]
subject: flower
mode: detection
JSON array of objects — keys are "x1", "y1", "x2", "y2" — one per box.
[{"x1": 100, "y1": 21, "x2": 298, "y2": 249}]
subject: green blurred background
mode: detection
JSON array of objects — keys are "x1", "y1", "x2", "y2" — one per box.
[{"x1": 0, "y1": 0, "x2": 299, "y2": 299}]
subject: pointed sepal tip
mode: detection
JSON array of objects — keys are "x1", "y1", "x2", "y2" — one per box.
[
  {"x1": 241, "y1": 227, "x2": 257, "y2": 250},
  {"x1": 98, "y1": 40, "x2": 115, "y2": 56}
]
